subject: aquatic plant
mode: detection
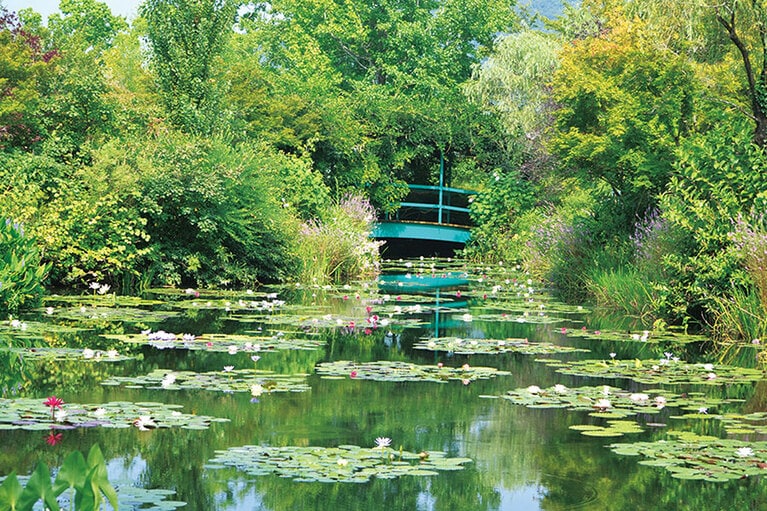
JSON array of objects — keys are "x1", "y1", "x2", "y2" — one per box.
[
  {"x1": 0, "y1": 218, "x2": 49, "y2": 314},
  {"x1": 205, "y1": 443, "x2": 472, "y2": 483},
  {"x1": 0, "y1": 444, "x2": 117, "y2": 511}
]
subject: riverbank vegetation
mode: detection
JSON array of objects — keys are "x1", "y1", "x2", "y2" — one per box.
[{"x1": 1, "y1": 0, "x2": 766, "y2": 346}]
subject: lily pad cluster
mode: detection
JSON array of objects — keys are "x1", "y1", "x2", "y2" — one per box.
[
  {"x1": 0, "y1": 346, "x2": 134, "y2": 362},
  {"x1": 413, "y1": 336, "x2": 589, "y2": 356},
  {"x1": 539, "y1": 357, "x2": 765, "y2": 385},
  {"x1": 610, "y1": 433, "x2": 767, "y2": 481},
  {"x1": 205, "y1": 444, "x2": 472, "y2": 483},
  {"x1": 0, "y1": 398, "x2": 227, "y2": 431},
  {"x1": 54, "y1": 306, "x2": 179, "y2": 323},
  {"x1": 315, "y1": 360, "x2": 510, "y2": 383},
  {"x1": 559, "y1": 327, "x2": 707, "y2": 345},
  {"x1": 493, "y1": 384, "x2": 730, "y2": 419},
  {"x1": 104, "y1": 330, "x2": 324, "y2": 352},
  {"x1": 569, "y1": 420, "x2": 645, "y2": 437},
  {"x1": 101, "y1": 368, "x2": 311, "y2": 395}
]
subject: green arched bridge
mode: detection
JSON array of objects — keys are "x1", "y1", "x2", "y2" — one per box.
[{"x1": 372, "y1": 183, "x2": 474, "y2": 245}]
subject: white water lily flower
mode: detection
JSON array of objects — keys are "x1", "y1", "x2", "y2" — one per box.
[
  {"x1": 629, "y1": 393, "x2": 649, "y2": 403},
  {"x1": 82, "y1": 348, "x2": 95, "y2": 359},
  {"x1": 54, "y1": 410, "x2": 68, "y2": 422},
  {"x1": 134, "y1": 416, "x2": 157, "y2": 431},
  {"x1": 594, "y1": 399, "x2": 611, "y2": 410},
  {"x1": 374, "y1": 437, "x2": 392, "y2": 449},
  {"x1": 736, "y1": 447, "x2": 754, "y2": 458},
  {"x1": 553, "y1": 384, "x2": 568, "y2": 394},
  {"x1": 337, "y1": 458, "x2": 349, "y2": 467},
  {"x1": 526, "y1": 385, "x2": 542, "y2": 394},
  {"x1": 251, "y1": 384, "x2": 264, "y2": 397}
]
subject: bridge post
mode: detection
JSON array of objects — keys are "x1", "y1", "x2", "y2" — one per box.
[{"x1": 438, "y1": 151, "x2": 444, "y2": 225}]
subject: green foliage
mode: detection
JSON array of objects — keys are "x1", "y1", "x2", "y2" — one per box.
[
  {"x1": 237, "y1": 0, "x2": 519, "y2": 211},
  {"x1": 585, "y1": 266, "x2": 656, "y2": 320},
  {"x1": 127, "y1": 133, "x2": 299, "y2": 287},
  {"x1": 47, "y1": 0, "x2": 128, "y2": 52},
  {"x1": 463, "y1": 169, "x2": 536, "y2": 262},
  {"x1": 141, "y1": 0, "x2": 237, "y2": 134},
  {"x1": 656, "y1": 125, "x2": 767, "y2": 321},
  {"x1": 0, "y1": 8, "x2": 56, "y2": 151},
  {"x1": 550, "y1": 6, "x2": 698, "y2": 236},
  {"x1": 0, "y1": 218, "x2": 48, "y2": 314},
  {"x1": 0, "y1": 445, "x2": 117, "y2": 511}
]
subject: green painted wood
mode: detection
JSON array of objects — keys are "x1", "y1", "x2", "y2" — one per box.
[{"x1": 372, "y1": 221, "x2": 471, "y2": 243}]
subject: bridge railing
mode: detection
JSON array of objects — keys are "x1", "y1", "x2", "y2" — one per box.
[{"x1": 388, "y1": 184, "x2": 474, "y2": 226}]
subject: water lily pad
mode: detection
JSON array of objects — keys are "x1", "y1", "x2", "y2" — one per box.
[
  {"x1": 315, "y1": 360, "x2": 510, "y2": 383},
  {"x1": 0, "y1": 346, "x2": 135, "y2": 362},
  {"x1": 538, "y1": 357, "x2": 765, "y2": 385},
  {"x1": 101, "y1": 368, "x2": 310, "y2": 394},
  {"x1": 413, "y1": 337, "x2": 589, "y2": 356},
  {"x1": 491, "y1": 384, "x2": 734, "y2": 422},
  {"x1": 205, "y1": 444, "x2": 472, "y2": 482},
  {"x1": 0, "y1": 398, "x2": 227, "y2": 430},
  {"x1": 559, "y1": 327, "x2": 708, "y2": 345},
  {"x1": 54, "y1": 305, "x2": 179, "y2": 324},
  {"x1": 104, "y1": 330, "x2": 324, "y2": 352},
  {"x1": 609, "y1": 436, "x2": 767, "y2": 482}
]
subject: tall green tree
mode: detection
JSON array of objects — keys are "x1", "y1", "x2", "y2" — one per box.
[
  {"x1": 549, "y1": 2, "x2": 698, "y2": 235},
  {"x1": 140, "y1": 0, "x2": 237, "y2": 135},
  {"x1": 238, "y1": 0, "x2": 518, "y2": 209},
  {"x1": 628, "y1": 0, "x2": 767, "y2": 147}
]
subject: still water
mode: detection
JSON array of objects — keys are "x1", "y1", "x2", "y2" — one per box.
[{"x1": 1, "y1": 259, "x2": 765, "y2": 510}]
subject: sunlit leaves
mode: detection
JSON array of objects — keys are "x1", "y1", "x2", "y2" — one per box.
[{"x1": 538, "y1": 357, "x2": 764, "y2": 385}]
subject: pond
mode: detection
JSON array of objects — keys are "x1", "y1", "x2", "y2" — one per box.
[{"x1": 1, "y1": 258, "x2": 766, "y2": 510}]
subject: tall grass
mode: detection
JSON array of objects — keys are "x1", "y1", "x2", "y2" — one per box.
[
  {"x1": 711, "y1": 214, "x2": 767, "y2": 344},
  {"x1": 585, "y1": 266, "x2": 655, "y2": 320},
  {"x1": 295, "y1": 194, "x2": 383, "y2": 285}
]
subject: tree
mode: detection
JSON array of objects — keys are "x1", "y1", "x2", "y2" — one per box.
[
  {"x1": 549, "y1": 2, "x2": 698, "y2": 234},
  {"x1": 0, "y1": 7, "x2": 57, "y2": 151},
  {"x1": 238, "y1": 0, "x2": 519, "y2": 208},
  {"x1": 627, "y1": 0, "x2": 767, "y2": 147},
  {"x1": 47, "y1": 0, "x2": 128, "y2": 52},
  {"x1": 140, "y1": 0, "x2": 237, "y2": 135}
]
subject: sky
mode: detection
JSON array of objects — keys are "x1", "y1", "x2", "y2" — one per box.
[{"x1": 2, "y1": 0, "x2": 142, "y2": 21}]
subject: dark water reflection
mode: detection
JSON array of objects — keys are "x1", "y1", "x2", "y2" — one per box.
[{"x1": 2, "y1": 260, "x2": 766, "y2": 510}]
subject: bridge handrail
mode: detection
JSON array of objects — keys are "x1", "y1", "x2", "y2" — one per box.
[{"x1": 406, "y1": 184, "x2": 476, "y2": 196}]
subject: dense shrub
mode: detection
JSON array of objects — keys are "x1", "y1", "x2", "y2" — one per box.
[{"x1": 0, "y1": 218, "x2": 49, "y2": 314}]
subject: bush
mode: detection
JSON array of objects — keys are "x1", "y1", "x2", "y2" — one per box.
[
  {"x1": 0, "y1": 219, "x2": 49, "y2": 314},
  {"x1": 132, "y1": 134, "x2": 301, "y2": 287},
  {"x1": 295, "y1": 194, "x2": 383, "y2": 285}
]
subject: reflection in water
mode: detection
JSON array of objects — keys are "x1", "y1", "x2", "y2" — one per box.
[{"x1": 0, "y1": 260, "x2": 764, "y2": 510}]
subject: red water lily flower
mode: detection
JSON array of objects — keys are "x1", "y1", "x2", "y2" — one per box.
[
  {"x1": 45, "y1": 431, "x2": 63, "y2": 446},
  {"x1": 43, "y1": 396, "x2": 64, "y2": 410}
]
